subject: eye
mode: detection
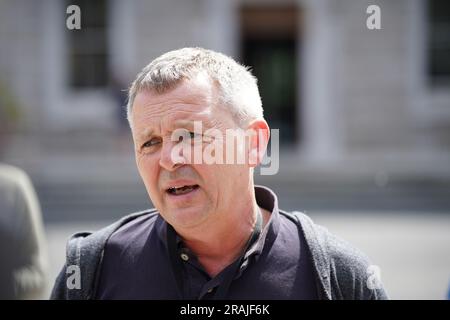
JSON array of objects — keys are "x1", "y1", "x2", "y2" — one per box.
[
  {"x1": 189, "y1": 132, "x2": 201, "y2": 139},
  {"x1": 177, "y1": 131, "x2": 202, "y2": 142},
  {"x1": 142, "y1": 137, "x2": 162, "y2": 148}
]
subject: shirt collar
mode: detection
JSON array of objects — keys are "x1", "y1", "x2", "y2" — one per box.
[{"x1": 243, "y1": 185, "x2": 280, "y2": 260}]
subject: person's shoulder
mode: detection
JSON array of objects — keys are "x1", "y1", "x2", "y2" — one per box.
[
  {"x1": 51, "y1": 208, "x2": 160, "y2": 299},
  {"x1": 102, "y1": 208, "x2": 161, "y2": 252},
  {"x1": 320, "y1": 225, "x2": 388, "y2": 299},
  {"x1": 283, "y1": 210, "x2": 372, "y2": 266},
  {"x1": 0, "y1": 163, "x2": 36, "y2": 203},
  {"x1": 67, "y1": 208, "x2": 160, "y2": 253},
  {"x1": 282, "y1": 210, "x2": 388, "y2": 299},
  {"x1": 0, "y1": 163, "x2": 29, "y2": 183}
]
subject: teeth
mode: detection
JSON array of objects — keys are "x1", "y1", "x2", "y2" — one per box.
[{"x1": 168, "y1": 185, "x2": 198, "y2": 195}]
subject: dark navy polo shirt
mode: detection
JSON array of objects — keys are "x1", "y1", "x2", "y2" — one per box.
[{"x1": 95, "y1": 185, "x2": 318, "y2": 299}]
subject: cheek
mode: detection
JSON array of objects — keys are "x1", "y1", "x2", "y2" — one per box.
[
  {"x1": 219, "y1": 165, "x2": 247, "y2": 190},
  {"x1": 196, "y1": 163, "x2": 232, "y2": 192},
  {"x1": 136, "y1": 154, "x2": 160, "y2": 193}
]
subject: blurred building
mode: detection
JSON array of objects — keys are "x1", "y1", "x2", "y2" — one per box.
[
  {"x1": 1, "y1": 0, "x2": 449, "y2": 160},
  {"x1": 0, "y1": 0, "x2": 449, "y2": 193}
]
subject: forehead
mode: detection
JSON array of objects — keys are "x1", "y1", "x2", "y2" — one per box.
[
  {"x1": 131, "y1": 75, "x2": 239, "y2": 140},
  {"x1": 131, "y1": 75, "x2": 234, "y2": 137}
]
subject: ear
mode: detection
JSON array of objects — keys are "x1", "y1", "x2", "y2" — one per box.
[{"x1": 246, "y1": 119, "x2": 270, "y2": 168}]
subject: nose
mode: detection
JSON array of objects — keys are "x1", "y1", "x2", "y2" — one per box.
[{"x1": 159, "y1": 139, "x2": 186, "y2": 171}]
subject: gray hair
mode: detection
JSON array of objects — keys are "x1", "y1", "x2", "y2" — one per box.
[{"x1": 127, "y1": 47, "x2": 263, "y2": 127}]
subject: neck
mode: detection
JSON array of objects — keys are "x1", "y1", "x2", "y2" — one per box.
[{"x1": 174, "y1": 193, "x2": 268, "y2": 277}]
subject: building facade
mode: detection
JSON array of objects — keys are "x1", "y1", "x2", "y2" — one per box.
[{"x1": 1, "y1": 0, "x2": 449, "y2": 175}]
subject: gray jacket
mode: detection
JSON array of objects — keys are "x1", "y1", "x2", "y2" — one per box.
[{"x1": 50, "y1": 209, "x2": 388, "y2": 300}]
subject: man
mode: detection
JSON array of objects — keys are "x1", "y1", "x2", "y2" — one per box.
[{"x1": 51, "y1": 47, "x2": 388, "y2": 300}]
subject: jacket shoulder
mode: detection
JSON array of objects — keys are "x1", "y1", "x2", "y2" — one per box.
[
  {"x1": 285, "y1": 210, "x2": 388, "y2": 300},
  {"x1": 50, "y1": 209, "x2": 158, "y2": 299},
  {"x1": 323, "y1": 226, "x2": 388, "y2": 300}
]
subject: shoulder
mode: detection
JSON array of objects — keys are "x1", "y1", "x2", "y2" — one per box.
[
  {"x1": 102, "y1": 209, "x2": 162, "y2": 255},
  {"x1": 50, "y1": 208, "x2": 159, "y2": 299},
  {"x1": 321, "y1": 227, "x2": 386, "y2": 299},
  {"x1": 0, "y1": 164, "x2": 39, "y2": 212},
  {"x1": 0, "y1": 163, "x2": 30, "y2": 186},
  {"x1": 282, "y1": 210, "x2": 388, "y2": 300},
  {"x1": 68, "y1": 208, "x2": 159, "y2": 255}
]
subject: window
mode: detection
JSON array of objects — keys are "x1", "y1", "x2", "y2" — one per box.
[
  {"x1": 428, "y1": 0, "x2": 450, "y2": 86},
  {"x1": 240, "y1": 6, "x2": 300, "y2": 144},
  {"x1": 66, "y1": 0, "x2": 109, "y2": 88}
]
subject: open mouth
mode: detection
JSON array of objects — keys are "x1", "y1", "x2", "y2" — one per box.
[{"x1": 166, "y1": 184, "x2": 199, "y2": 196}]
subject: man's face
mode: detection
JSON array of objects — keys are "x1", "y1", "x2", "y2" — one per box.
[{"x1": 131, "y1": 74, "x2": 250, "y2": 229}]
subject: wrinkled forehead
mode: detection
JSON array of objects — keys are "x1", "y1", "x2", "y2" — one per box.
[
  {"x1": 133, "y1": 84, "x2": 211, "y2": 116},
  {"x1": 131, "y1": 78, "x2": 235, "y2": 139}
]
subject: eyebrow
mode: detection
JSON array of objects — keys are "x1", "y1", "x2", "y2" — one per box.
[
  {"x1": 137, "y1": 128, "x2": 154, "y2": 142},
  {"x1": 136, "y1": 115, "x2": 213, "y2": 142},
  {"x1": 171, "y1": 120, "x2": 197, "y2": 131},
  {"x1": 171, "y1": 116, "x2": 213, "y2": 131}
]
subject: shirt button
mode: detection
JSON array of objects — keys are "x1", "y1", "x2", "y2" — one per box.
[{"x1": 180, "y1": 253, "x2": 189, "y2": 261}]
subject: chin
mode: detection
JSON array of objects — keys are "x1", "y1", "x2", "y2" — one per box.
[{"x1": 163, "y1": 205, "x2": 209, "y2": 228}]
